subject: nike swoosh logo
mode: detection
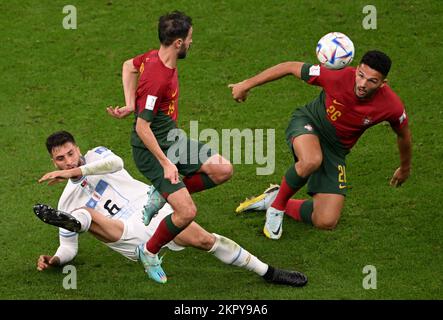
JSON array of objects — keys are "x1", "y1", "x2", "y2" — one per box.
[
  {"x1": 339, "y1": 184, "x2": 346, "y2": 189},
  {"x1": 171, "y1": 89, "x2": 178, "y2": 98},
  {"x1": 272, "y1": 222, "x2": 282, "y2": 235},
  {"x1": 333, "y1": 99, "x2": 345, "y2": 106}
]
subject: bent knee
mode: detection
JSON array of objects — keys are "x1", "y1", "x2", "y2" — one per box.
[
  {"x1": 314, "y1": 217, "x2": 338, "y2": 230},
  {"x1": 297, "y1": 157, "x2": 322, "y2": 177},
  {"x1": 176, "y1": 203, "x2": 197, "y2": 223},
  {"x1": 219, "y1": 163, "x2": 234, "y2": 182},
  {"x1": 211, "y1": 162, "x2": 234, "y2": 184}
]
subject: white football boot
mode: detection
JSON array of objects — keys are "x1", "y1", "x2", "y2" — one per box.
[
  {"x1": 263, "y1": 206, "x2": 284, "y2": 240},
  {"x1": 235, "y1": 184, "x2": 280, "y2": 214}
]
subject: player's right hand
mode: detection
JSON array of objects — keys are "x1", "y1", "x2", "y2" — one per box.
[
  {"x1": 38, "y1": 169, "x2": 74, "y2": 185},
  {"x1": 37, "y1": 255, "x2": 60, "y2": 271},
  {"x1": 228, "y1": 81, "x2": 249, "y2": 103},
  {"x1": 106, "y1": 105, "x2": 133, "y2": 119},
  {"x1": 163, "y1": 160, "x2": 180, "y2": 184}
]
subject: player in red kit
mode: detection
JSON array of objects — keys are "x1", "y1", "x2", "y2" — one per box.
[
  {"x1": 107, "y1": 11, "x2": 233, "y2": 283},
  {"x1": 230, "y1": 51, "x2": 412, "y2": 239}
]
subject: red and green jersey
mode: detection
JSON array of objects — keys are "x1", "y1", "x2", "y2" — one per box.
[
  {"x1": 300, "y1": 64, "x2": 408, "y2": 150},
  {"x1": 131, "y1": 50, "x2": 180, "y2": 149}
]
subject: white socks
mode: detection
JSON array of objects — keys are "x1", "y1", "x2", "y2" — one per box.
[
  {"x1": 208, "y1": 233, "x2": 268, "y2": 276},
  {"x1": 70, "y1": 208, "x2": 92, "y2": 233}
]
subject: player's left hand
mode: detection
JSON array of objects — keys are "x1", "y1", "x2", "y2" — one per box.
[
  {"x1": 38, "y1": 170, "x2": 73, "y2": 185},
  {"x1": 390, "y1": 167, "x2": 410, "y2": 187}
]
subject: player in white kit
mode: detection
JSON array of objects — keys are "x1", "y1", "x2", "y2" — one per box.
[{"x1": 35, "y1": 131, "x2": 307, "y2": 287}]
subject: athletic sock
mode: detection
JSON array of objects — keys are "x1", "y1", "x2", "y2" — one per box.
[
  {"x1": 285, "y1": 199, "x2": 314, "y2": 224},
  {"x1": 284, "y1": 199, "x2": 304, "y2": 221},
  {"x1": 285, "y1": 163, "x2": 309, "y2": 189},
  {"x1": 70, "y1": 208, "x2": 92, "y2": 233},
  {"x1": 271, "y1": 177, "x2": 295, "y2": 211},
  {"x1": 271, "y1": 165, "x2": 308, "y2": 210},
  {"x1": 145, "y1": 214, "x2": 184, "y2": 255},
  {"x1": 299, "y1": 200, "x2": 314, "y2": 224},
  {"x1": 208, "y1": 233, "x2": 268, "y2": 276},
  {"x1": 183, "y1": 173, "x2": 217, "y2": 194}
]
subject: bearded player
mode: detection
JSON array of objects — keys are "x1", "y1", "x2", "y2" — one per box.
[
  {"x1": 35, "y1": 131, "x2": 307, "y2": 287},
  {"x1": 107, "y1": 11, "x2": 233, "y2": 282}
]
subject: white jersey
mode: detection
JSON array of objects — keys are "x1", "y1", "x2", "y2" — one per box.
[
  {"x1": 54, "y1": 146, "x2": 180, "y2": 262},
  {"x1": 58, "y1": 146, "x2": 150, "y2": 224}
]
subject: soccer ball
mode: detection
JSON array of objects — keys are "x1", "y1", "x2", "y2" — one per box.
[{"x1": 316, "y1": 32, "x2": 355, "y2": 70}]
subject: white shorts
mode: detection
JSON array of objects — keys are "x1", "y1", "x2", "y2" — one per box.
[{"x1": 105, "y1": 203, "x2": 185, "y2": 261}]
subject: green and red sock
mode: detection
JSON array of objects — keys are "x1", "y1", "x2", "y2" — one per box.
[
  {"x1": 146, "y1": 214, "x2": 184, "y2": 254},
  {"x1": 271, "y1": 165, "x2": 308, "y2": 211},
  {"x1": 183, "y1": 173, "x2": 217, "y2": 194},
  {"x1": 284, "y1": 199, "x2": 314, "y2": 225}
]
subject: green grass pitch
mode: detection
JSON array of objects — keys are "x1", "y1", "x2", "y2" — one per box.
[{"x1": 0, "y1": 0, "x2": 441, "y2": 299}]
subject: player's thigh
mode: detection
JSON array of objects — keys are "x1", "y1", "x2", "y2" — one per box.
[
  {"x1": 285, "y1": 112, "x2": 322, "y2": 163},
  {"x1": 175, "y1": 138, "x2": 218, "y2": 176},
  {"x1": 198, "y1": 154, "x2": 233, "y2": 182},
  {"x1": 173, "y1": 222, "x2": 215, "y2": 250},
  {"x1": 84, "y1": 208, "x2": 124, "y2": 242},
  {"x1": 292, "y1": 134, "x2": 323, "y2": 165},
  {"x1": 132, "y1": 146, "x2": 164, "y2": 184},
  {"x1": 132, "y1": 146, "x2": 186, "y2": 197},
  {"x1": 306, "y1": 140, "x2": 348, "y2": 195},
  {"x1": 312, "y1": 193, "x2": 345, "y2": 229}
]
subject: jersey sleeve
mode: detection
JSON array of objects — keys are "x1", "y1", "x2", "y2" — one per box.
[
  {"x1": 387, "y1": 101, "x2": 408, "y2": 130},
  {"x1": 136, "y1": 81, "x2": 165, "y2": 122},
  {"x1": 55, "y1": 230, "x2": 79, "y2": 265},
  {"x1": 301, "y1": 63, "x2": 345, "y2": 89},
  {"x1": 132, "y1": 53, "x2": 146, "y2": 71},
  {"x1": 84, "y1": 146, "x2": 117, "y2": 163}
]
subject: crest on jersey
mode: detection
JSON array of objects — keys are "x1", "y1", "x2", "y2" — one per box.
[{"x1": 362, "y1": 117, "x2": 372, "y2": 126}]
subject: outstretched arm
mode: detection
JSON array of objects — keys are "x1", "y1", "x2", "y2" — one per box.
[
  {"x1": 107, "y1": 58, "x2": 139, "y2": 118},
  {"x1": 390, "y1": 124, "x2": 412, "y2": 187},
  {"x1": 228, "y1": 61, "x2": 304, "y2": 102},
  {"x1": 38, "y1": 154, "x2": 124, "y2": 185}
]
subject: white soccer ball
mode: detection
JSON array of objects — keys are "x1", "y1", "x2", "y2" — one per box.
[{"x1": 316, "y1": 32, "x2": 355, "y2": 70}]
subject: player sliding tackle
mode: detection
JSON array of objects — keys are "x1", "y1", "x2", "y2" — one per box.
[
  {"x1": 230, "y1": 51, "x2": 412, "y2": 238},
  {"x1": 35, "y1": 131, "x2": 307, "y2": 287}
]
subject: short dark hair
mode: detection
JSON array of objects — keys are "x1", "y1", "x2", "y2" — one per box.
[
  {"x1": 46, "y1": 131, "x2": 76, "y2": 154},
  {"x1": 360, "y1": 50, "x2": 392, "y2": 77},
  {"x1": 158, "y1": 11, "x2": 192, "y2": 46}
]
